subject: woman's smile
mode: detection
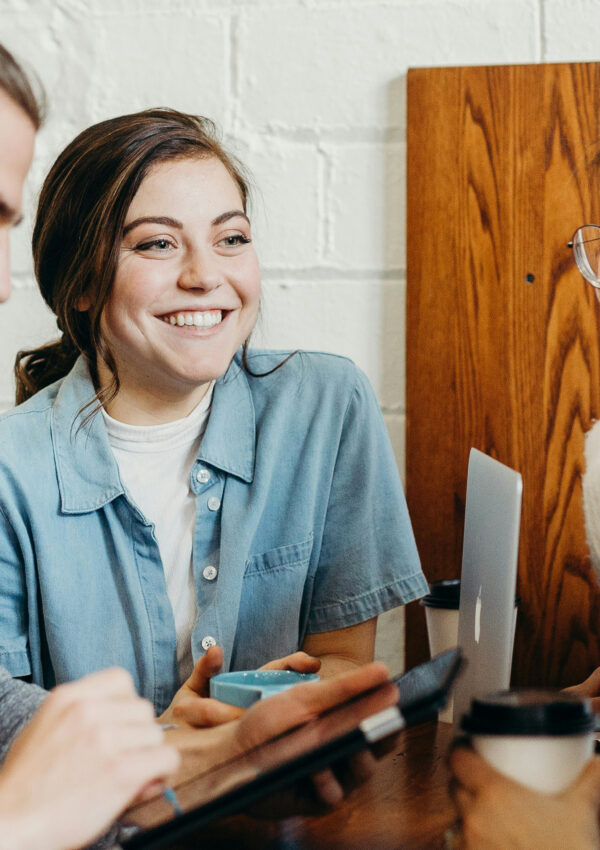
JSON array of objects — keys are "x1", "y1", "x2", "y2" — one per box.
[{"x1": 159, "y1": 309, "x2": 225, "y2": 329}]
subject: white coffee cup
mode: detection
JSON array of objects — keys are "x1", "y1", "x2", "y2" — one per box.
[
  {"x1": 461, "y1": 690, "x2": 597, "y2": 793},
  {"x1": 421, "y1": 580, "x2": 461, "y2": 656},
  {"x1": 421, "y1": 580, "x2": 519, "y2": 722},
  {"x1": 421, "y1": 581, "x2": 461, "y2": 722}
]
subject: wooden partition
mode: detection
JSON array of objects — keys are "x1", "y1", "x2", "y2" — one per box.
[{"x1": 406, "y1": 62, "x2": 600, "y2": 687}]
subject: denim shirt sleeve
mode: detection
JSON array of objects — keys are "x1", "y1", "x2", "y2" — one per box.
[
  {"x1": 306, "y1": 366, "x2": 428, "y2": 633},
  {"x1": 0, "y1": 504, "x2": 31, "y2": 677}
]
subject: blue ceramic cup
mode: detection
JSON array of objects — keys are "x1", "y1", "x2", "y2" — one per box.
[{"x1": 210, "y1": 669, "x2": 320, "y2": 708}]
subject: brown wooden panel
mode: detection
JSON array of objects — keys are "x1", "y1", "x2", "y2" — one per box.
[{"x1": 406, "y1": 63, "x2": 600, "y2": 687}]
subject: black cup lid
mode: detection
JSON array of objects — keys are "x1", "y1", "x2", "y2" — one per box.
[
  {"x1": 421, "y1": 581, "x2": 520, "y2": 610},
  {"x1": 420, "y1": 579, "x2": 461, "y2": 609},
  {"x1": 461, "y1": 689, "x2": 596, "y2": 736}
]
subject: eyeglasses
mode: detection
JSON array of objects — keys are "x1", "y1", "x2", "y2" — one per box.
[{"x1": 568, "y1": 225, "x2": 600, "y2": 289}]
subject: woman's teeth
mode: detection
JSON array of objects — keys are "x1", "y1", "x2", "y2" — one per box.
[{"x1": 161, "y1": 310, "x2": 223, "y2": 328}]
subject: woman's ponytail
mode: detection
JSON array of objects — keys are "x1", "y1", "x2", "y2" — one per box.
[{"x1": 14, "y1": 336, "x2": 80, "y2": 405}]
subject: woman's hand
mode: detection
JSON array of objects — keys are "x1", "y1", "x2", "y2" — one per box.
[
  {"x1": 158, "y1": 646, "x2": 321, "y2": 728},
  {"x1": 448, "y1": 742, "x2": 600, "y2": 850},
  {"x1": 229, "y1": 661, "x2": 395, "y2": 814},
  {"x1": 564, "y1": 667, "x2": 600, "y2": 713},
  {"x1": 151, "y1": 662, "x2": 397, "y2": 821},
  {"x1": 0, "y1": 668, "x2": 179, "y2": 850},
  {"x1": 259, "y1": 651, "x2": 322, "y2": 674}
]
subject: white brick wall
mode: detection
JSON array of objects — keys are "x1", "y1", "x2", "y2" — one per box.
[{"x1": 1, "y1": 0, "x2": 595, "y2": 671}]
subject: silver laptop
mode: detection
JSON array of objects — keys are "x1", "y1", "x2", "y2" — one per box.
[{"x1": 453, "y1": 448, "x2": 523, "y2": 727}]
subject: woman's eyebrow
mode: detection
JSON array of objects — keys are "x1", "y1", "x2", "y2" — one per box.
[
  {"x1": 212, "y1": 210, "x2": 250, "y2": 227},
  {"x1": 122, "y1": 211, "x2": 249, "y2": 235},
  {"x1": 123, "y1": 215, "x2": 183, "y2": 236}
]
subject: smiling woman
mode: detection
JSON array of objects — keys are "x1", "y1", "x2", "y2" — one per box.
[{"x1": 0, "y1": 108, "x2": 427, "y2": 722}]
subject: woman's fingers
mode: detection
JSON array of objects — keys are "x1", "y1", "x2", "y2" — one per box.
[
  {"x1": 119, "y1": 745, "x2": 181, "y2": 799},
  {"x1": 451, "y1": 782, "x2": 474, "y2": 816},
  {"x1": 448, "y1": 745, "x2": 500, "y2": 793},
  {"x1": 238, "y1": 663, "x2": 396, "y2": 753},
  {"x1": 309, "y1": 752, "x2": 377, "y2": 808},
  {"x1": 260, "y1": 652, "x2": 321, "y2": 673},
  {"x1": 184, "y1": 646, "x2": 224, "y2": 697},
  {"x1": 334, "y1": 749, "x2": 377, "y2": 788},
  {"x1": 172, "y1": 696, "x2": 244, "y2": 727},
  {"x1": 291, "y1": 662, "x2": 392, "y2": 716},
  {"x1": 564, "y1": 666, "x2": 600, "y2": 699},
  {"x1": 310, "y1": 768, "x2": 344, "y2": 807}
]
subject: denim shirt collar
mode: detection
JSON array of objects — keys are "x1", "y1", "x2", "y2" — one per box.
[
  {"x1": 52, "y1": 354, "x2": 255, "y2": 514},
  {"x1": 196, "y1": 355, "x2": 255, "y2": 484}
]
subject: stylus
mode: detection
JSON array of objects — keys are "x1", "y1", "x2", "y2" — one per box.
[{"x1": 162, "y1": 788, "x2": 183, "y2": 817}]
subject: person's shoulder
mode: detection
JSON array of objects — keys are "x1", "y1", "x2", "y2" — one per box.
[
  {"x1": 237, "y1": 349, "x2": 376, "y2": 426},
  {"x1": 0, "y1": 381, "x2": 60, "y2": 435},
  {"x1": 241, "y1": 348, "x2": 363, "y2": 387}
]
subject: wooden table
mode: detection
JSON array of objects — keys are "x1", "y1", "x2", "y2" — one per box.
[{"x1": 169, "y1": 721, "x2": 456, "y2": 849}]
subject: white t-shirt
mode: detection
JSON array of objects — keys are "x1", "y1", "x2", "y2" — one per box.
[{"x1": 102, "y1": 386, "x2": 214, "y2": 682}]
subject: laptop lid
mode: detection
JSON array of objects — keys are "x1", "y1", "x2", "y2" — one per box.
[{"x1": 452, "y1": 448, "x2": 523, "y2": 728}]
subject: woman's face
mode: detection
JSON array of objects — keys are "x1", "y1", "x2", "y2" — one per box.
[{"x1": 97, "y1": 155, "x2": 260, "y2": 421}]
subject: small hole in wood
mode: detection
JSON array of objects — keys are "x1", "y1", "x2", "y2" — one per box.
[{"x1": 525, "y1": 273, "x2": 535, "y2": 283}]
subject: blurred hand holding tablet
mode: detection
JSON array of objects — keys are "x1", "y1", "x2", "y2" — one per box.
[{"x1": 122, "y1": 650, "x2": 464, "y2": 849}]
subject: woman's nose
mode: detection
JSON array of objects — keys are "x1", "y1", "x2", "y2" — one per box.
[{"x1": 178, "y1": 248, "x2": 222, "y2": 291}]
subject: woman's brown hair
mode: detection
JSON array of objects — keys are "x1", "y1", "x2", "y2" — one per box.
[
  {"x1": 15, "y1": 108, "x2": 251, "y2": 405},
  {"x1": 0, "y1": 43, "x2": 44, "y2": 130}
]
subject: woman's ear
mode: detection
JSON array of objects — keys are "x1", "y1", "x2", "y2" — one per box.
[{"x1": 75, "y1": 293, "x2": 91, "y2": 311}]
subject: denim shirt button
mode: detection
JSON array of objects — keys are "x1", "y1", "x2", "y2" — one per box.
[
  {"x1": 196, "y1": 468, "x2": 210, "y2": 484},
  {"x1": 203, "y1": 565, "x2": 218, "y2": 581},
  {"x1": 201, "y1": 635, "x2": 217, "y2": 650},
  {"x1": 207, "y1": 496, "x2": 221, "y2": 511}
]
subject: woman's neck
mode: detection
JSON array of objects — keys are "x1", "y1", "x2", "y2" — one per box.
[
  {"x1": 96, "y1": 360, "x2": 212, "y2": 425},
  {"x1": 103, "y1": 388, "x2": 211, "y2": 425}
]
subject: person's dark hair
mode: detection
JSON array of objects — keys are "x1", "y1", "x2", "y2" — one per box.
[
  {"x1": 0, "y1": 43, "x2": 45, "y2": 129},
  {"x1": 15, "y1": 108, "x2": 256, "y2": 406}
]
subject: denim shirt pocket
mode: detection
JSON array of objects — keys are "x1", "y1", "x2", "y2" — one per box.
[
  {"x1": 244, "y1": 534, "x2": 314, "y2": 577},
  {"x1": 231, "y1": 534, "x2": 314, "y2": 669}
]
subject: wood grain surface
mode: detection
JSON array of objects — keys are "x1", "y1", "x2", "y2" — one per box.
[{"x1": 406, "y1": 62, "x2": 600, "y2": 687}]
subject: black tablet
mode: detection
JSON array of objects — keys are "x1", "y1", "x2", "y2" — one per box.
[{"x1": 122, "y1": 648, "x2": 463, "y2": 849}]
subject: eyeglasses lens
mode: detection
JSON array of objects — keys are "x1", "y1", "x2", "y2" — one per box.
[{"x1": 574, "y1": 226, "x2": 600, "y2": 287}]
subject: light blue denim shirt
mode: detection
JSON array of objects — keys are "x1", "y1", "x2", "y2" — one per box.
[{"x1": 0, "y1": 349, "x2": 427, "y2": 713}]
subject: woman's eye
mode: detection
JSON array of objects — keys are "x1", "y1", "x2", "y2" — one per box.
[
  {"x1": 135, "y1": 238, "x2": 174, "y2": 252},
  {"x1": 219, "y1": 234, "x2": 251, "y2": 248}
]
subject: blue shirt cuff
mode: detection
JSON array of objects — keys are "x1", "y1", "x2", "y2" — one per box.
[{"x1": 306, "y1": 572, "x2": 429, "y2": 633}]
